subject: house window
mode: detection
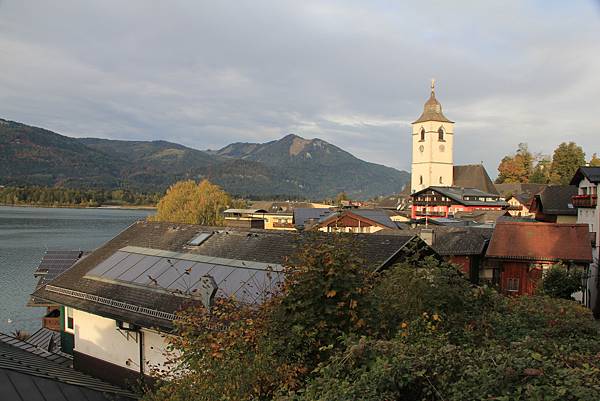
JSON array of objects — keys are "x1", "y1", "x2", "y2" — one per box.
[
  {"x1": 506, "y1": 278, "x2": 520, "y2": 292},
  {"x1": 419, "y1": 175, "x2": 423, "y2": 185},
  {"x1": 420, "y1": 128, "x2": 425, "y2": 141},
  {"x1": 438, "y1": 127, "x2": 444, "y2": 141},
  {"x1": 439, "y1": 176, "x2": 443, "y2": 184},
  {"x1": 65, "y1": 307, "x2": 74, "y2": 333}
]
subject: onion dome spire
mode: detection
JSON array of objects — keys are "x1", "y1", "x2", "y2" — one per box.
[{"x1": 412, "y1": 79, "x2": 453, "y2": 124}]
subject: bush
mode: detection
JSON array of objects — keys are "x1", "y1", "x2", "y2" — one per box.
[
  {"x1": 538, "y1": 263, "x2": 583, "y2": 300},
  {"x1": 145, "y1": 242, "x2": 600, "y2": 401}
]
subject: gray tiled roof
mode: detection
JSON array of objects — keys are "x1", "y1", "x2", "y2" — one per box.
[
  {"x1": 570, "y1": 166, "x2": 600, "y2": 185},
  {"x1": 0, "y1": 332, "x2": 135, "y2": 400},
  {"x1": 293, "y1": 208, "x2": 333, "y2": 228},
  {"x1": 377, "y1": 226, "x2": 494, "y2": 256},
  {"x1": 536, "y1": 185, "x2": 578, "y2": 215},
  {"x1": 413, "y1": 186, "x2": 507, "y2": 207},
  {"x1": 318, "y1": 209, "x2": 396, "y2": 229},
  {"x1": 33, "y1": 222, "x2": 422, "y2": 330}
]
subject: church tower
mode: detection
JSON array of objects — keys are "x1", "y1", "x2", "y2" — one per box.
[{"x1": 411, "y1": 80, "x2": 454, "y2": 193}]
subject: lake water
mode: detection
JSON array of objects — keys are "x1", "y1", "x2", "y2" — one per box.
[{"x1": 0, "y1": 206, "x2": 152, "y2": 335}]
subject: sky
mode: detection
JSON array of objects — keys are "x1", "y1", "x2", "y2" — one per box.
[{"x1": 1, "y1": 1, "x2": 599, "y2": 176}]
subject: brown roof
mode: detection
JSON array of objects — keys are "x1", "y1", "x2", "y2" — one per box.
[
  {"x1": 494, "y1": 183, "x2": 548, "y2": 198},
  {"x1": 453, "y1": 164, "x2": 499, "y2": 194},
  {"x1": 486, "y1": 222, "x2": 592, "y2": 263},
  {"x1": 412, "y1": 89, "x2": 453, "y2": 124}
]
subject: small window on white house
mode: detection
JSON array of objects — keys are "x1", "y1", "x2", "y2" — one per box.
[
  {"x1": 65, "y1": 307, "x2": 74, "y2": 333},
  {"x1": 439, "y1": 176, "x2": 443, "y2": 184},
  {"x1": 438, "y1": 127, "x2": 444, "y2": 141},
  {"x1": 420, "y1": 128, "x2": 425, "y2": 141},
  {"x1": 419, "y1": 175, "x2": 423, "y2": 185}
]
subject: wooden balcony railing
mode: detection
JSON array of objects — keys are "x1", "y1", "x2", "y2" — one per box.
[
  {"x1": 572, "y1": 195, "x2": 597, "y2": 208},
  {"x1": 272, "y1": 222, "x2": 294, "y2": 228}
]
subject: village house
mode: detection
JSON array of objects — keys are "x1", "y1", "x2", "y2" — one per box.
[
  {"x1": 485, "y1": 222, "x2": 592, "y2": 297},
  {"x1": 570, "y1": 166, "x2": 600, "y2": 313},
  {"x1": 529, "y1": 185, "x2": 578, "y2": 223},
  {"x1": 411, "y1": 186, "x2": 507, "y2": 219},
  {"x1": 32, "y1": 221, "x2": 435, "y2": 389},
  {"x1": 312, "y1": 209, "x2": 398, "y2": 233},
  {"x1": 505, "y1": 193, "x2": 536, "y2": 218}
]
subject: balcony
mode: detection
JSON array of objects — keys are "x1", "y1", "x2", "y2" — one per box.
[
  {"x1": 415, "y1": 211, "x2": 447, "y2": 217},
  {"x1": 272, "y1": 222, "x2": 295, "y2": 229},
  {"x1": 572, "y1": 194, "x2": 597, "y2": 208}
]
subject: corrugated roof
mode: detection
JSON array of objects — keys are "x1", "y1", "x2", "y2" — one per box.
[
  {"x1": 486, "y1": 222, "x2": 592, "y2": 262},
  {"x1": 25, "y1": 327, "x2": 63, "y2": 355},
  {"x1": 0, "y1": 332, "x2": 135, "y2": 400}
]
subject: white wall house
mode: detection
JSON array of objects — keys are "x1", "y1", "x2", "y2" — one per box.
[
  {"x1": 571, "y1": 167, "x2": 600, "y2": 312},
  {"x1": 67, "y1": 308, "x2": 172, "y2": 377}
]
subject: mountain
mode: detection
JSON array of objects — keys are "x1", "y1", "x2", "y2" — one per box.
[
  {"x1": 214, "y1": 134, "x2": 409, "y2": 199},
  {"x1": 0, "y1": 119, "x2": 409, "y2": 199}
]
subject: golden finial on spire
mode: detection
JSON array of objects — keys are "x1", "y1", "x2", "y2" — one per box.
[{"x1": 430, "y1": 78, "x2": 435, "y2": 93}]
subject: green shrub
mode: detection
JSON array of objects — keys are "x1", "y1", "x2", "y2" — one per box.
[{"x1": 538, "y1": 263, "x2": 583, "y2": 300}]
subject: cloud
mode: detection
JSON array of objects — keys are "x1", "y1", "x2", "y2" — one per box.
[{"x1": 0, "y1": 0, "x2": 599, "y2": 175}]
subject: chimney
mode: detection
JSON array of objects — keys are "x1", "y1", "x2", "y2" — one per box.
[{"x1": 420, "y1": 228, "x2": 435, "y2": 246}]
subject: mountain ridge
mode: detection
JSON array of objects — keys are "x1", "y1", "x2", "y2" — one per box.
[{"x1": 0, "y1": 118, "x2": 409, "y2": 199}]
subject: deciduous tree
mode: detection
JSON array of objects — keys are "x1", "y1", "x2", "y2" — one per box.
[
  {"x1": 151, "y1": 179, "x2": 231, "y2": 225},
  {"x1": 549, "y1": 142, "x2": 586, "y2": 184}
]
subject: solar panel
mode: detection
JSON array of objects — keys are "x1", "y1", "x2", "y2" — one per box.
[
  {"x1": 85, "y1": 247, "x2": 285, "y2": 305},
  {"x1": 188, "y1": 233, "x2": 212, "y2": 246}
]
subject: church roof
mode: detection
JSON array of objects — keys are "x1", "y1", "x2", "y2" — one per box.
[
  {"x1": 412, "y1": 84, "x2": 453, "y2": 124},
  {"x1": 453, "y1": 164, "x2": 499, "y2": 194}
]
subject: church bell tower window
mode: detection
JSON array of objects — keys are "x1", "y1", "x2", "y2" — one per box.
[
  {"x1": 438, "y1": 127, "x2": 444, "y2": 141},
  {"x1": 420, "y1": 128, "x2": 425, "y2": 142}
]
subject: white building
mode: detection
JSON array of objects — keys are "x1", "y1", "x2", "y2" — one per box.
[
  {"x1": 411, "y1": 80, "x2": 455, "y2": 193},
  {"x1": 409, "y1": 82, "x2": 498, "y2": 196},
  {"x1": 571, "y1": 167, "x2": 600, "y2": 314}
]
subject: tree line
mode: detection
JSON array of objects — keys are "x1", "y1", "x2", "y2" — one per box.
[
  {"x1": 0, "y1": 186, "x2": 161, "y2": 207},
  {"x1": 496, "y1": 142, "x2": 599, "y2": 185}
]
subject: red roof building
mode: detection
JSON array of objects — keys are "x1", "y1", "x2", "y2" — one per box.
[{"x1": 486, "y1": 222, "x2": 592, "y2": 295}]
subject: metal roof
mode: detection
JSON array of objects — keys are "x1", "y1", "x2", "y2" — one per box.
[
  {"x1": 0, "y1": 332, "x2": 136, "y2": 400},
  {"x1": 293, "y1": 208, "x2": 333, "y2": 228}
]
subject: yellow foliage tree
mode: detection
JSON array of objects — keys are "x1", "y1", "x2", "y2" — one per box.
[{"x1": 150, "y1": 179, "x2": 231, "y2": 225}]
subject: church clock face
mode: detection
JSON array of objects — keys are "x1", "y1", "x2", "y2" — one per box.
[
  {"x1": 419, "y1": 145, "x2": 424, "y2": 153},
  {"x1": 439, "y1": 144, "x2": 445, "y2": 152}
]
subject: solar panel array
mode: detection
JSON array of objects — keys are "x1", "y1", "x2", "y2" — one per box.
[
  {"x1": 85, "y1": 247, "x2": 284, "y2": 304},
  {"x1": 35, "y1": 250, "x2": 84, "y2": 288}
]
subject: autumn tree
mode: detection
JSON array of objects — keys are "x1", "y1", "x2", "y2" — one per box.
[
  {"x1": 495, "y1": 143, "x2": 533, "y2": 184},
  {"x1": 549, "y1": 142, "x2": 586, "y2": 184},
  {"x1": 589, "y1": 153, "x2": 600, "y2": 167},
  {"x1": 335, "y1": 192, "x2": 349, "y2": 205},
  {"x1": 150, "y1": 179, "x2": 231, "y2": 225}
]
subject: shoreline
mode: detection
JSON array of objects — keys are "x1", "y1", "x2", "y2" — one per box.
[{"x1": 0, "y1": 203, "x2": 156, "y2": 211}]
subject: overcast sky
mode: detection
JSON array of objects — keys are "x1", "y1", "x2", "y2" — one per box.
[{"x1": 1, "y1": 1, "x2": 599, "y2": 175}]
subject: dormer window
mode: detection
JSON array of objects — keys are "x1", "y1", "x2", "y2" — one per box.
[
  {"x1": 438, "y1": 127, "x2": 444, "y2": 141},
  {"x1": 420, "y1": 128, "x2": 425, "y2": 141}
]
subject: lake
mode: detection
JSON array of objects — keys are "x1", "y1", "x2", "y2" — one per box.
[{"x1": 0, "y1": 206, "x2": 152, "y2": 334}]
